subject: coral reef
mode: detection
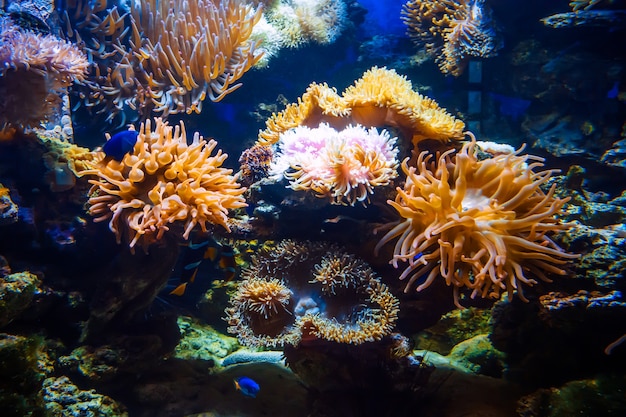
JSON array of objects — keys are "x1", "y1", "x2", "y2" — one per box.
[
  {"x1": 0, "y1": 15, "x2": 88, "y2": 129},
  {"x1": 41, "y1": 376, "x2": 128, "y2": 417},
  {"x1": 61, "y1": 0, "x2": 263, "y2": 118},
  {"x1": 0, "y1": 271, "x2": 41, "y2": 328},
  {"x1": 226, "y1": 239, "x2": 399, "y2": 347},
  {"x1": 266, "y1": 0, "x2": 348, "y2": 48},
  {"x1": 401, "y1": 0, "x2": 500, "y2": 76},
  {"x1": 517, "y1": 374, "x2": 626, "y2": 417},
  {"x1": 0, "y1": 183, "x2": 18, "y2": 225},
  {"x1": 174, "y1": 316, "x2": 239, "y2": 363},
  {"x1": 238, "y1": 143, "x2": 274, "y2": 187},
  {"x1": 375, "y1": 136, "x2": 579, "y2": 308},
  {"x1": 269, "y1": 123, "x2": 399, "y2": 205},
  {"x1": 80, "y1": 118, "x2": 246, "y2": 250},
  {"x1": 258, "y1": 66, "x2": 465, "y2": 148},
  {"x1": 0, "y1": 333, "x2": 54, "y2": 416}
]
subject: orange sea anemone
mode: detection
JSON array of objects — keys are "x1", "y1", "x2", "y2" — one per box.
[
  {"x1": 81, "y1": 118, "x2": 246, "y2": 251},
  {"x1": 258, "y1": 67, "x2": 464, "y2": 148},
  {"x1": 375, "y1": 134, "x2": 579, "y2": 308}
]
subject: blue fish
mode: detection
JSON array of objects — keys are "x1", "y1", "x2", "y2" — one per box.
[
  {"x1": 234, "y1": 376, "x2": 260, "y2": 398},
  {"x1": 607, "y1": 81, "x2": 619, "y2": 99},
  {"x1": 103, "y1": 130, "x2": 139, "y2": 162}
]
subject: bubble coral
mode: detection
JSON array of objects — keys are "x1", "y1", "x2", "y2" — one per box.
[
  {"x1": 81, "y1": 118, "x2": 246, "y2": 251},
  {"x1": 375, "y1": 135, "x2": 580, "y2": 308},
  {"x1": 269, "y1": 123, "x2": 399, "y2": 206},
  {"x1": 258, "y1": 66, "x2": 464, "y2": 147},
  {"x1": 226, "y1": 240, "x2": 399, "y2": 347}
]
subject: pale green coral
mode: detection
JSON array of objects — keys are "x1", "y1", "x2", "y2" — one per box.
[
  {"x1": 41, "y1": 376, "x2": 128, "y2": 417},
  {"x1": 0, "y1": 272, "x2": 41, "y2": 328},
  {"x1": 174, "y1": 316, "x2": 240, "y2": 364}
]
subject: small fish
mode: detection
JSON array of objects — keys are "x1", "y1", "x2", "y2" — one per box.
[
  {"x1": 169, "y1": 238, "x2": 221, "y2": 296},
  {"x1": 218, "y1": 245, "x2": 237, "y2": 281},
  {"x1": 169, "y1": 239, "x2": 239, "y2": 296},
  {"x1": 607, "y1": 81, "x2": 620, "y2": 99},
  {"x1": 234, "y1": 376, "x2": 260, "y2": 398},
  {"x1": 103, "y1": 130, "x2": 139, "y2": 162}
]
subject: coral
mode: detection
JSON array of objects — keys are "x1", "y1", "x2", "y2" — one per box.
[
  {"x1": 238, "y1": 143, "x2": 274, "y2": 187},
  {"x1": 226, "y1": 240, "x2": 399, "y2": 347},
  {"x1": 569, "y1": 0, "x2": 605, "y2": 11},
  {"x1": 174, "y1": 316, "x2": 239, "y2": 362},
  {"x1": 0, "y1": 333, "x2": 52, "y2": 415},
  {"x1": 401, "y1": 0, "x2": 500, "y2": 76},
  {"x1": 0, "y1": 183, "x2": 18, "y2": 225},
  {"x1": 268, "y1": 0, "x2": 348, "y2": 48},
  {"x1": 80, "y1": 118, "x2": 246, "y2": 250},
  {"x1": 221, "y1": 349, "x2": 285, "y2": 366},
  {"x1": 517, "y1": 375, "x2": 626, "y2": 417},
  {"x1": 41, "y1": 376, "x2": 128, "y2": 417},
  {"x1": 269, "y1": 123, "x2": 399, "y2": 206},
  {"x1": 249, "y1": 14, "x2": 285, "y2": 68},
  {"x1": 258, "y1": 66, "x2": 465, "y2": 147},
  {"x1": 0, "y1": 16, "x2": 88, "y2": 128},
  {"x1": 0, "y1": 272, "x2": 41, "y2": 328},
  {"x1": 61, "y1": 0, "x2": 263, "y2": 118},
  {"x1": 375, "y1": 135, "x2": 580, "y2": 308}
]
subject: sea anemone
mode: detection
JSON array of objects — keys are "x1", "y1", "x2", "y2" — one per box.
[
  {"x1": 270, "y1": 123, "x2": 399, "y2": 206},
  {"x1": 375, "y1": 134, "x2": 579, "y2": 308},
  {"x1": 81, "y1": 118, "x2": 246, "y2": 251}
]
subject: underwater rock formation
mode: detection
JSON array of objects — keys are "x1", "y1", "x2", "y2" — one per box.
[
  {"x1": 0, "y1": 271, "x2": 41, "y2": 328},
  {"x1": 41, "y1": 375, "x2": 128, "y2": 417}
]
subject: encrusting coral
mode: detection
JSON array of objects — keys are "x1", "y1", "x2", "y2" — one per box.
[
  {"x1": 226, "y1": 240, "x2": 399, "y2": 347},
  {"x1": 258, "y1": 66, "x2": 465, "y2": 148},
  {"x1": 80, "y1": 118, "x2": 246, "y2": 251},
  {"x1": 61, "y1": 0, "x2": 263, "y2": 118},
  {"x1": 0, "y1": 16, "x2": 88, "y2": 129},
  {"x1": 375, "y1": 134, "x2": 580, "y2": 308},
  {"x1": 269, "y1": 123, "x2": 399, "y2": 206},
  {"x1": 401, "y1": 0, "x2": 500, "y2": 76}
]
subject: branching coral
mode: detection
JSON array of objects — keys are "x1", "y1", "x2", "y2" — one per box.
[
  {"x1": 226, "y1": 240, "x2": 399, "y2": 347},
  {"x1": 81, "y1": 118, "x2": 246, "y2": 251},
  {"x1": 61, "y1": 0, "x2": 263, "y2": 118},
  {"x1": 258, "y1": 66, "x2": 465, "y2": 147},
  {"x1": 375, "y1": 135, "x2": 580, "y2": 308},
  {"x1": 401, "y1": 0, "x2": 500, "y2": 76},
  {"x1": 269, "y1": 123, "x2": 399, "y2": 206},
  {"x1": 0, "y1": 16, "x2": 88, "y2": 128}
]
